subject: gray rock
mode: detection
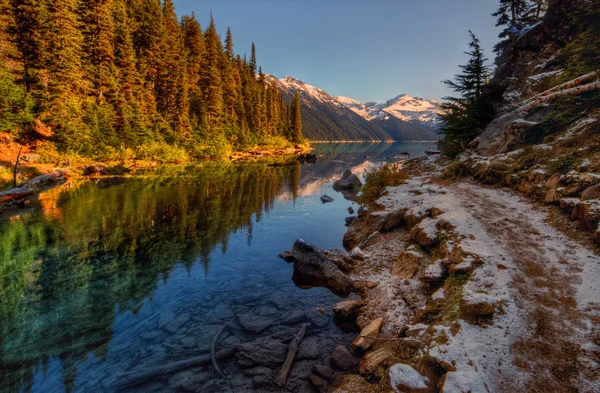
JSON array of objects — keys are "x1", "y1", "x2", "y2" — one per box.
[
  {"x1": 164, "y1": 313, "x2": 190, "y2": 334},
  {"x1": 236, "y1": 314, "x2": 274, "y2": 334},
  {"x1": 279, "y1": 239, "x2": 353, "y2": 296},
  {"x1": 345, "y1": 216, "x2": 356, "y2": 226},
  {"x1": 168, "y1": 370, "x2": 209, "y2": 392},
  {"x1": 320, "y1": 194, "x2": 334, "y2": 203},
  {"x1": 312, "y1": 364, "x2": 334, "y2": 380},
  {"x1": 348, "y1": 206, "x2": 355, "y2": 214},
  {"x1": 283, "y1": 310, "x2": 308, "y2": 324},
  {"x1": 333, "y1": 169, "x2": 363, "y2": 190},
  {"x1": 582, "y1": 185, "x2": 600, "y2": 201},
  {"x1": 232, "y1": 294, "x2": 262, "y2": 304},
  {"x1": 297, "y1": 336, "x2": 321, "y2": 360},
  {"x1": 157, "y1": 311, "x2": 176, "y2": 329},
  {"x1": 236, "y1": 337, "x2": 288, "y2": 368},
  {"x1": 306, "y1": 309, "x2": 329, "y2": 328},
  {"x1": 330, "y1": 345, "x2": 358, "y2": 371},
  {"x1": 181, "y1": 336, "x2": 196, "y2": 348}
]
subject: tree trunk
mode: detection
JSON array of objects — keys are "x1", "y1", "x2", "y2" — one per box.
[{"x1": 277, "y1": 323, "x2": 308, "y2": 387}]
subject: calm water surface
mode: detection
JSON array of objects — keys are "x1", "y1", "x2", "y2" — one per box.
[{"x1": 0, "y1": 142, "x2": 428, "y2": 393}]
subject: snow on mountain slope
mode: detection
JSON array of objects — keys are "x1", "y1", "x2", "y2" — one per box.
[
  {"x1": 335, "y1": 94, "x2": 442, "y2": 126},
  {"x1": 265, "y1": 74, "x2": 439, "y2": 141}
]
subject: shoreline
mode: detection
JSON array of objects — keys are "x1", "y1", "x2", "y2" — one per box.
[{"x1": 286, "y1": 155, "x2": 600, "y2": 392}]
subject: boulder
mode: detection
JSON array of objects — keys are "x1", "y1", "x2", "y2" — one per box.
[
  {"x1": 331, "y1": 345, "x2": 359, "y2": 371},
  {"x1": 236, "y1": 337, "x2": 288, "y2": 368},
  {"x1": 345, "y1": 216, "x2": 356, "y2": 226},
  {"x1": 323, "y1": 249, "x2": 354, "y2": 272},
  {"x1": 343, "y1": 213, "x2": 387, "y2": 250},
  {"x1": 333, "y1": 300, "x2": 362, "y2": 331},
  {"x1": 163, "y1": 313, "x2": 190, "y2": 333},
  {"x1": 331, "y1": 374, "x2": 374, "y2": 393},
  {"x1": 351, "y1": 317, "x2": 383, "y2": 352},
  {"x1": 389, "y1": 363, "x2": 433, "y2": 393},
  {"x1": 545, "y1": 173, "x2": 561, "y2": 189},
  {"x1": 559, "y1": 197, "x2": 579, "y2": 212},
  {"x1": 392, "y1": 249, "x2": 424, "y2": 279},
  {"x1": 279, "y1": 239, "x2": 353, "y2": 296},
  {"x1": 348, "y1": 206, "x2": 355, "y2": 214},
  {"x1": 360, "y1": 347, "x2": 393, "y2": 380},
  {"x1": 572, "y1": 200, "x2": 600, "y2": 230},
  {"x1": 410, "y1": 218, "x2": 440, "y2": 247},
  {"x1": 422, "y1": 259, "x2": 446, "y2": 282},
  {"x1": 236, "y1": 314, "x2": 274, "y2": 334},
  {"x1": 545, "y1": 188, "x2": 559, "y2": 203},
  {"x1": 581, "y1": 185, "x2": 600, "y2": 201},
  {"x1": 333, "y1": 169, "x2": 363, "y2": 190},
  {"x1": 321, "y1": 194, "x2": 334, "y2": 203},
  {"x1": 448, "y1": 257, "x2": 475, "y2": 275},
  {"x1": 460, "y1": 293, "x2": 496, "y2": 318},
  {"x1": 309, "y1": 373, "x2": 329, "y2": 393}
]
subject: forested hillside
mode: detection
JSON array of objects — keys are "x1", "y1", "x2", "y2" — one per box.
[{"x1": 0, "y1": 0, "x2": 302, "y2": 160}]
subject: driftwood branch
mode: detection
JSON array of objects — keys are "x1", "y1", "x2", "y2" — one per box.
[
  {"x1": 13, "y1": 146, "x2": 22, "y2": 187},
  {"x1": 211, "y1": 326, "x2": 227, "y2": 378},
  {"x1": 113, "y1": 348, "x2": 236, "y2": 390},
  {"x1": 277, "y1": 323, "x2": 308, "y2": 387}
]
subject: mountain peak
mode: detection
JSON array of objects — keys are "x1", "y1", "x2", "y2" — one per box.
[{"x1": 335, "y1": 94, "x2": 442, "y2": 126}]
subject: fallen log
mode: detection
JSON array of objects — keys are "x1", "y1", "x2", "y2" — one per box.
[
  {"x1": 0, "y1": 186, "x2": 34, "y2": 203},
  {"x1": 277, "y1": 323, "x2": 308, "y2": 387},
  {"x1": 517, "y1": 79, "x2": 600, "y2": 113},
  {"x1": 24, "y1": 170, "x2": 69, "y2": 187},
  {"x1": 525, "y1": 70, "x2": 599, "y2": 103},
  {"x1": 113, "y1": 348, "x2": 236, "y2": 390},
  {"x1": 211, "y1": 326, "x2": 227, "y2": 378}
]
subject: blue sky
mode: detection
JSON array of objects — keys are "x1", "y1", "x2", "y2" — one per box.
[{"x1": 172, "y1": 0, "x2": 502, "y2": 102}]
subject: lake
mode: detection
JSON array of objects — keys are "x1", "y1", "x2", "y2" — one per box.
[{"x1": 0, "y1": 142, "x2": 429, "y2": 393}]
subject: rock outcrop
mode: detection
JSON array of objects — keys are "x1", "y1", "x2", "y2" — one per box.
[{"x1": 279, "y1": 239, "x2": 353, "y2": 296}]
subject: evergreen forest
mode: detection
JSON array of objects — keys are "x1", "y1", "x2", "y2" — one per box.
[{"x1": 0, "y1": 0, "x2": 303, "y2": 161}]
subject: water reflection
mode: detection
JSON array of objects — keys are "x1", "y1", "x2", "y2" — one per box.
[{"x1": 0, "y1": 142, "x2": 428, "y2": 393}]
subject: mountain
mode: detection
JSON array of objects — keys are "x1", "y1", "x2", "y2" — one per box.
[
  {"x1": 335, "y1": 94, "x2": 442, "y2": 126},
  {"x1": 266, "y1": 75, "x2": 439, "y2": 142}
]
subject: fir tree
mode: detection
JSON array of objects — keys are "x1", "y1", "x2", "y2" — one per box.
[
  {"x1": 440, "y1": 31, "x2": 500, "y2": 157},
  {"x1": 290, "y1": 91, "x2": 302, "y2": 144},
  {"x1": 250, "y1": 42, "x2": 257, "y2": 74},
  {"x1": 492, "y1": 0, "x2": 529, "y2": 40},
  {"x1": 201, "y1": 13, "x2": 223, "y2": 133}
]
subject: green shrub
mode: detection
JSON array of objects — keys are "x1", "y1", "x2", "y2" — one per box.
[
  {"x1": 135, "y1": 141, "x2": 189, "y2": 163},
  {"x1": 359, "y1": 163, "x2": 407, "y2": 205}
]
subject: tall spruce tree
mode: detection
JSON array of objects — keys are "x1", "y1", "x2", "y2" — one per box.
[
  {"x1": 493, "y1": 0, "x2": 530, "y2": 40},
  {"x1": 200, "y1": 14, "x2": 223, "y2": 133},
  {"x1": 290, "y1": 91, "x2": 302, "y2": 144},
  {"x1": 440, "y1": 31, "x2": 499, "y2": 157}
]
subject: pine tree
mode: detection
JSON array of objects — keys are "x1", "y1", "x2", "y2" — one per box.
[
  {"x1": 440, "y1": 31, "x2": 500, "y2": 157},
  {"x1": 78, "y1": 0, "x2": 117, "y2": 102},
  {"x1": 492, "y1": 0, "x2": 529, "y2": 40},
  {"x1": 201, "y1": 13, "x2": 223, "y2": 133},
  {"x1": 290, "y1": 91, "x2": 302, "y2": 144},
  {"x1": 8, "y1": 0, "x2": 46, "y2": 95},
  {"x1": 250, "y1": 42, "x2": 257, "y2": 74},
  {"x1": 181, "y1": 13, "x2": 205, "y2": 132}
]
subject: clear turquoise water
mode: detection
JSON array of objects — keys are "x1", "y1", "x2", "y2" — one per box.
[{"x1": 0, "y1": 142, "x2": 429, "y2": 393}]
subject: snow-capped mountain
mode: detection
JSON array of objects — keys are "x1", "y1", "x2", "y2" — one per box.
[
  {"x1": 266, "y1": 75, "x2": 439, "y2": 142},
  {"x1": 335, "y1": 94, "x2": 442, "y2": 126}
]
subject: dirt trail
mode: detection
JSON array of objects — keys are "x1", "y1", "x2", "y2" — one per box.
[{"x1": 451, "y1": 182, "x2": 600, "y2": 392}]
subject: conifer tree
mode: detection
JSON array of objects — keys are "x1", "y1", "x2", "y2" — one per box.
[
  {"x1": 290, "y1": 91, "x2": 302, "y2": 144},
  {"x1": 201, "y1": 14, "x2": 223, "y2": 133},
  {"x1": 8, "y1": 0, "x2": 46, "y2": 95},
  {"x1": 440, "y1": 31, "x2": 500, "y2": 157},
  {"x1": 492, "y1": 0, "x2": 530, "y2": 40},
  {"x1": 250, "y1": 42, "x2": 257, "y2": 74}
]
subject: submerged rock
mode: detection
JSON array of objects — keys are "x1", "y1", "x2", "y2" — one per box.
[
  {"x1": 279, "y1": 239, "x2": 353, "y2": 296},
  {"x1": 331, "y1": 345, "x2": 359, "y2": 371},
  {"x1": 333, "y1": 169, "x2": 363, "y2": 191},
  {"x1": 321, "y1": 194, "x2": 335, "y2": 203}
]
